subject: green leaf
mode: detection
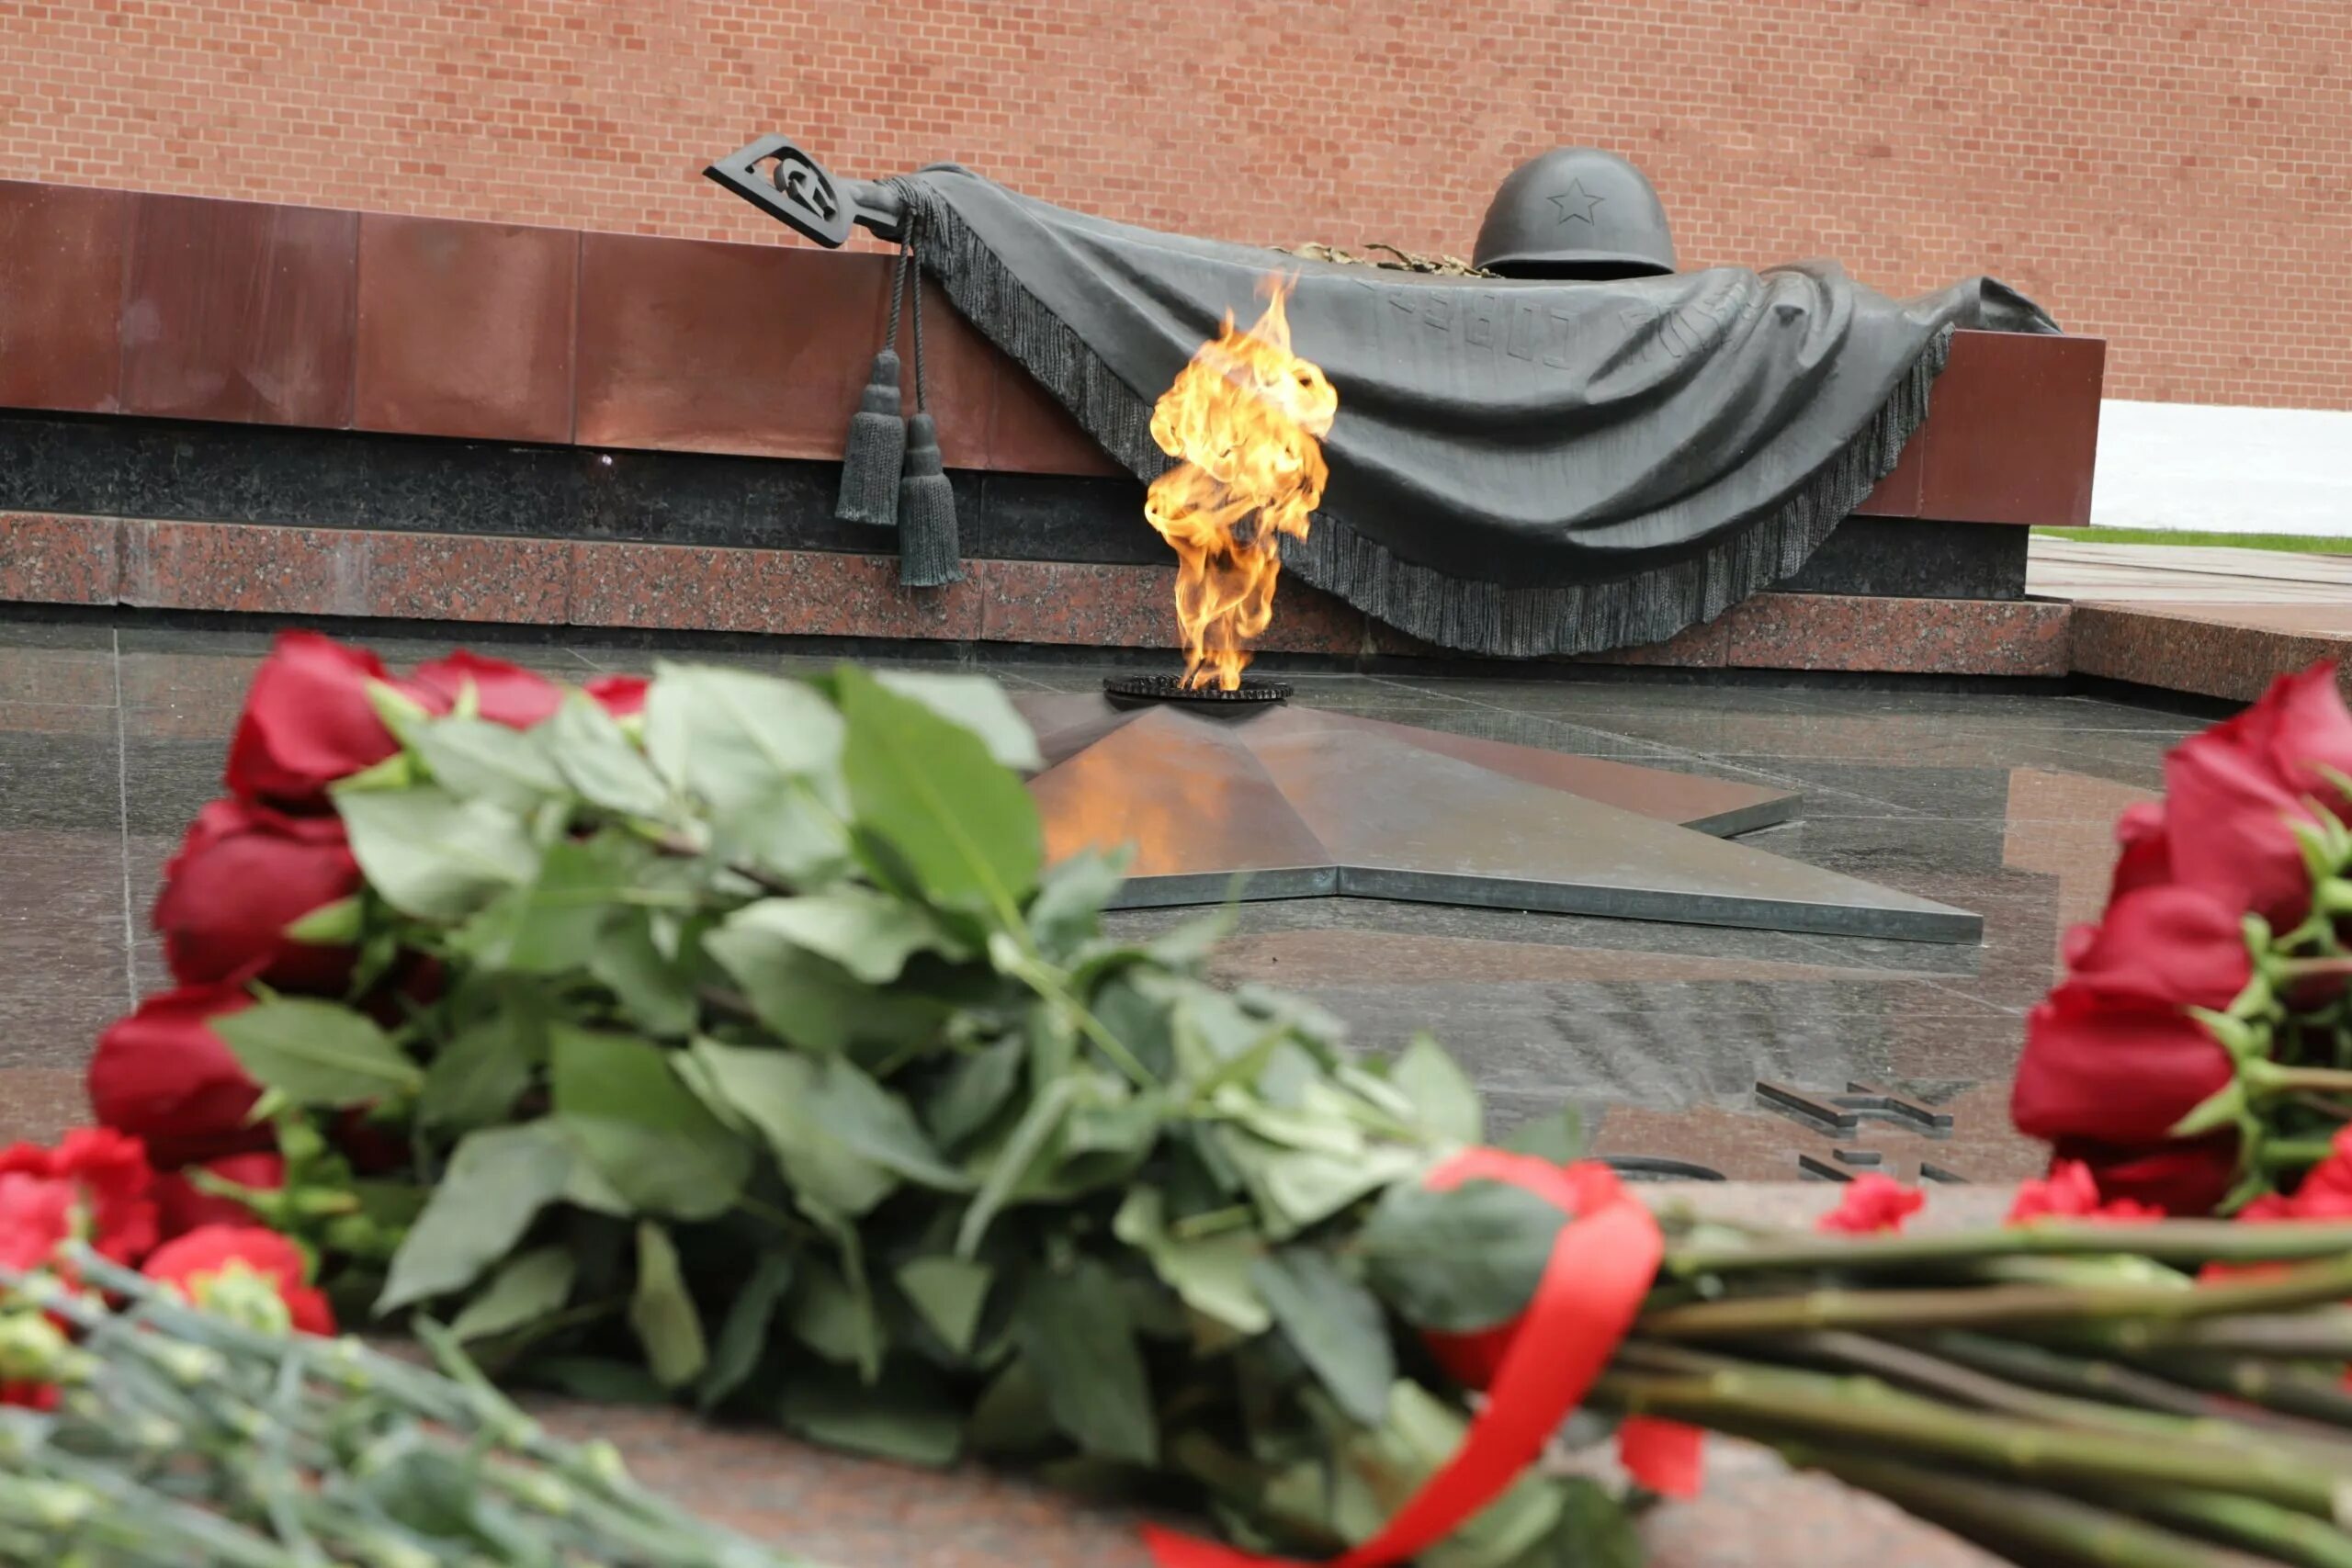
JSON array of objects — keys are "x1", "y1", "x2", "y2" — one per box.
[
  {"x1": 1220, "y1": 1130, "x2": 1421, "y2": 1238},
  {"x1": 686, "y1": 1041, "x2": 897, "y2": 1217},
  {"x1": 926, "y1": 1037, "x2": 1025, "y2": 1149},
  {"x1": 643, "y1": 664, "x2": 845, "y2": 813},
  {"x1": 412, "y1": 715, "x2": 567, "y2": 811},
  {"x1": 1394, "y1": 1034, "x2": 1482, "y2": 1146},
  {"x1": 1357, "y1": 1179, "x2": 1563, "y2": 1334},
  {"x1": 336, "y1": 786, "x2": 537, "y2": 921},
  {"x1": 591, "y1": 912, "x2": 699, "y2": 1037},
  {"x1": 1500, "y1": 1105, "x2": 1586, "y2": 1165},
  {"x1": 697, "y1": 1251, "x2": 795, "y2": 1413},
  {"x1": 213, "y1": 998, "x2": 422, "y2": 1106},
  {"x1": 895, "y1": 1256, "x2": 993, "y2": 1355},
  {"x1": 789, "y1": 1253, "x2": 882, "y2": 1373},
  {"x1": 716, "y1": 888, "x2": 957, "y2": 986},
  {"x1": 956, "y1": 1075, "x2": 1078, "y2": 1257},
  {"x1": 450, "y1": 836, "x2": 639, "y2": 975},
  {"x1": 838, "y1": 667, "x2": 1043, "y2": 919},
  {"x1": 449, "y1": 1245, "x2": 576, "y2": 1343},
  {"x1": 1027, "y1": 845, "x2": 1130, "y2": 957},
  {"x1": 628, "y1": 1222, "x2": 707, "y2": 1389},
  {"x1": 807, "y1": 1056, "x2": 971, "y2": 1190},
  {"x1": 1113, "y1": 1188, "x2": 1268, "y2": 1336},
  {"x1": 777, "y1": 1360, "x2": 964, "y2": 1468},
  {"x1": 516, "y1": 1357, "x2": 667, "y2": 1405},
  {"x1": 284, "y1": 895, "x2": 363, "y2": 946},
  {"x1": 871, "y1": 670, "x2": 1043, "y2": 772},
  {"x1": 1252, "y1": 1248, "x2": 1394, "y2": 1426},
  {"x1": 704, "y1": 922, "x2": 948, "y2": 1055},
  {"x1": 1118, "y1": 1192, "x2": 1266, "y2": 1329},
  {"x1": 1014, "y1": 1262, "x2": 1158, "y2": 1464},
  {"x1": 417, "y1": 993, "x2": 545, "y2": 1132},
  {"x1": 550, "y1": 1027, "x2": 750, "y2": 1222},
  {"x1": 546, "y1": 693, "x2": 672, "y2": 818},
  {"x1": 379, "y1": 1123, "x2": 577, "y2": 1312}
]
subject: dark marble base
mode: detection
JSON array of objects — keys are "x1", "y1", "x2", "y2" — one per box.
[{"x1": 0, "y1": 411, "x2": 2025, "y2": 597}]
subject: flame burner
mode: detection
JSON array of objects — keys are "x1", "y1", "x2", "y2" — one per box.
[{"x1": 1103, "y1": 674, "x2": 1293, "y2": 707}]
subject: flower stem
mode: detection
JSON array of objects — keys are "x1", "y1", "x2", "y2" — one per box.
[
  {"x1": 1663, "y1": 1220, "x2": 2352, "y2": 1280},
  {"x1": 1641, "y1": 1252, "x2": 2352, "y2": 1339}
]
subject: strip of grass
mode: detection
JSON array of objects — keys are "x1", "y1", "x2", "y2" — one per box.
[{"x1": 2033, "y1": 526, "x2": 2352, "y2": 556}]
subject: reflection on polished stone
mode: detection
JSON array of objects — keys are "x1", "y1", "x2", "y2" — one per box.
[{"x1": 0, "y1": 615, "x2": 2184, "y2": 1179}]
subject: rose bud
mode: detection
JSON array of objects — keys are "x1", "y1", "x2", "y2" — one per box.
[
  {"x1": 153, "y1": 798, "x2": 361, "y2": 991},
  {"x1": 86, "y1": 987, "x2": 270, "y2": 1169},
  {"x1": 411, "y1": 649, "x2": 563, "y2": 729},
  {"x1": 224, "y1": 631, "x2": 446, "y2": 808}
]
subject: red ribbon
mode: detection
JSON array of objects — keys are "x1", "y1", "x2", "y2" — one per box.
[{"x1": 1144, "y1": 1150, "x2": 1696, "y2": 1568}]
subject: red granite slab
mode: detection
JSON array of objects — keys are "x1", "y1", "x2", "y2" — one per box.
[
  {"x1": 355, "y1": 214, "x2": 577, "y2": 444},
  {"x1": 0, "y1": 513, "x2": 119, "y2": 604},
  {"x1": 575, "y1": 240, "x2": 992, "y2": 467},
  {"x1": 1721, "y1": 592, "x2": 2072, "y2": 677},
  {"x1": 571, "y1": 539, "x2": 983, "y2": 640},
  {"x1": 2071, "y1": 602, "x2": 2352, "y2": 705},
  {"x1": 361, "y1": 530, "x2": 571, "y2": 624},
  {"x1": 989, "y1": 349, "x2": 1130, "y2": 477},
  {"x1": 0, "y1": 183, "x2": 130, "y2": 412},
  {"x1": 980, "y1": 558, "x2": 1367, "y2": 654},
  {"x1": 120, "y1": 193, "x2": 358, "y2": 427},
  {"x1": 120, "y1": 518, "x2": 355, "y2": 615},
  {"x1": 1917, "y1": 332, "x2": 2105, "y2": 528}
]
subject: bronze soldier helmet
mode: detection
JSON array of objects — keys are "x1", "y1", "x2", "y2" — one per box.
[{"x1": 1472, "y1": 148, "x2": 1677, "y2": 279}]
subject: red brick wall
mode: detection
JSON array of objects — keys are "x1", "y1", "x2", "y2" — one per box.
[{"x1": 2, "y1": 1, "x2": 2344, "y2": 407}]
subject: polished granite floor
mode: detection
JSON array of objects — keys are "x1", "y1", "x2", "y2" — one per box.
[{"x1": 0, "y1": 615, "x2": 2196, "y2": 1184}]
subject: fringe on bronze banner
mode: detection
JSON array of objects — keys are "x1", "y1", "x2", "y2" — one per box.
[{"x1": 901, "y1": 177, "x2": 1951, "y2": 659}]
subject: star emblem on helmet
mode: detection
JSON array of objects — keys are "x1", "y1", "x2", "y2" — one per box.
[{"x1": 1549, "y1": 179, "x2": 1605, "y2": 225}]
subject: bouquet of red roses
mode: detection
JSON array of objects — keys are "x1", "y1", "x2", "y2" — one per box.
[{"x1": 2011, "y1": 663, "x2": 2352, "y2": 1217}]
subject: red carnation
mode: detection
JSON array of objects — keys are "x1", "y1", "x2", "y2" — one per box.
[
  {"x1": 0, "y1": 1128, "x2": 160, "y2": 1265},
  {"x1": 0, "y1": 1171, "x2": 75, "y2": 1272},
  {"x1": 411, "y1": 649, "x2": 563, "y2": 729},
  {"x1": 225, "y1": 632, "x2": 446, "y2": 807},
  {"x1": 584, "y1": 673, "x2": 649, "y2": 719},
  {"x1": 142, "y1": 1224, "x2": 334, "y2": 1336},
  {"x1": 153, "y1": 1152, "x2": 287, "y2": 1239},
  {"x1": 1817, "y1": 1174, "x2": 1923, "y2": 1235},
  {"x1": 2006, "y1": 1159, "x2": 2163, "y2": 1224},
  {"x1": 2160, "y1": 662, "x2": 2352, "y2": 931},
  {"x1": 153, "y1": 798, "x2": 361, "y2": 990},
  {"x1": 87, "y1": 987, "x2": 268, "y2": 1169}
]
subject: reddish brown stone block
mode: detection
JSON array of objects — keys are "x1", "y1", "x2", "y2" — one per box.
[
  {"x1": 1917, "y1": 331, "x2": 2105, "y2": 528},
  {"x1": 0, "y1": 182, "x2": 130, "y2": 413},
  {"x1": 2070, "y1": 603, "x2": 2352, "y2": 705},
  {"x1": 0, "y1": 513, "x2": 119, "y2": 604},
  {"x1": 361, "y1": 531, "x2": 571, "y2": 624},
  {"x1": 121, "y1": 518, "x2": 356, "y2": 616},
  {"x1": 575, "y1": 239, "x2": 870, "y2": 460},
  {"x1": 1721, "y1": 592, "x2": 2071, "y2": 677},
  {"x1": 571, "y1": 541, "x2": 982, "y2": 640},
  {"x1": 979, "y1": 559, "x2": 1365, "y2": 653},
  {"x1": 120, "y1": 194, "x2": 358, "y2": 427},
  {"x1": 988, "y1": 350, "x2": 1129, "y2": 477},
  {"x1": 355, "y1": 214, "x2": 577, "y2": 444},
  {"x1": 1849, "y1": 422, "x2": 1928, "y2": 517},
  {"x1": 1576, "y1": 617, "x2": 1732, "y2": 668}
]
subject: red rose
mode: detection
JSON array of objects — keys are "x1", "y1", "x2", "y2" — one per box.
[
  {"x1": 87, "y1": 987, "x2": 269, "y2": 1169},
  {"x1": 0, "y1": 1172, "x2": 75, "y2": 1272},
  {"x1": 0, "y1": 1128, "x2": 160, "y2": 1265},
  {"x1": 2006, "y1": 1159, "x2": 2162, "y2": 1224},
  {"x1": 2109, "y1": 800, "x2": 2171, "y2": 901},
  {"x1": 1816, "y1": 1174, "x2": 1923, "y2": 1235},
  {"x1": 2162, "y1": 661, "x2": 2352, "y2": 929},
  {"x1": 2237, "y1": 1127, "x2": 2352, "y2": 1222},
  {"x1": 2011, "y1": 885, "x2": 2249, "y2": 1152},
  {"x1": 225, "y1": 632, "x2": 446, "y2": 807},
  {"x1": 584, "y1": 673, "x2": 649, "y2": 719},
  {"x1": 153, "y1": 798, "x2": 361, "y2": 991},
  {"x1": 411, "y1": 649, "x2": 562, "y2": 729},
  {"x1": 153, "y1": 1152, "x2": 286, "y2": 1239},
  {"x1": 142, "y1": 1224, "x2": 334, "y2": 1336}
]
